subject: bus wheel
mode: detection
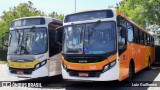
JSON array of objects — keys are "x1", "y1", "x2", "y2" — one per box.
[
  {"x1": 147, "y1": 58, "x2": 151, "y2": 70},
  {"x1": 128, "y1": 62, "x2": 135, "y2": 81}
]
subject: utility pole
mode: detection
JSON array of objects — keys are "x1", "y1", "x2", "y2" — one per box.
[{"x1": 75, "y1": 0, "x2": 76, "y2": 12}]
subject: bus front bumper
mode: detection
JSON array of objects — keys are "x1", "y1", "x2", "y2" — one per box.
[
  {"x1": 8, "y1": 65, "x2": 48, "y2": 78},
  {"x1": 62, "y1": 64, "x2": 119, "y2": 81}
]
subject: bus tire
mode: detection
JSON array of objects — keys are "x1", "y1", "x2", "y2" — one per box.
[
  {"x1": 147, "y1": 58, "x2": 151, "y2": 70},
  {"x1": 128, "y1": 61, "x2": 135, "y2": 81}
]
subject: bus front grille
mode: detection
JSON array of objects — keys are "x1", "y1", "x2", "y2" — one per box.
[{"x1": 64, "y1": 56, "x2": 104, "y2": 63}]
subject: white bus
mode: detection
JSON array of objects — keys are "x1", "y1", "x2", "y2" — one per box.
[{"x1": 2, "y1": 16, "x2": 63, "y2": 78}]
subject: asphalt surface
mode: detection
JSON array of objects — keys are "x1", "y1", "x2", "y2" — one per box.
[{"x1": 0, "y1": 64, "x2": 160, "y2": 90}]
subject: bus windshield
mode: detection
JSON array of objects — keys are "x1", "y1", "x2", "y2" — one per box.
[
  {"x1": 63, "y1": 21, "x2": 116, "y2": 54},
  {"x1": 8, "y1": 27, "x2": 47, "y2": 55}
]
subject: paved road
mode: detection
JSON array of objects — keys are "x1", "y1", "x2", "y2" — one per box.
[{"x1": 0, "y1": 64, "x2": 160, "y2": 90}]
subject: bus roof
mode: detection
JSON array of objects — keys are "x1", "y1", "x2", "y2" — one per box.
[
  {"x1": 66, "y1": 8, "x2": 151, "y2": 36},
  {"x1": 12, "y1": 16, "x2": 62, "y2": 24},
  {"x1": 67, "y1": 8, "x2": 116, "y2": 16}
]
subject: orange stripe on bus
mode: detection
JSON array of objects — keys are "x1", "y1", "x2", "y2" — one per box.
[{"x1": 61, "y1": 54, "x2": 117, "y2": 71}]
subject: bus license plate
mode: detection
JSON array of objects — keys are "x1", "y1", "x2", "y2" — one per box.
[
  {"x1": 79, "y1": 72, "x2": 88, "y2": 77},
  {"x1": 17, "y1": 70, "x2": 24, "y2": 74}
]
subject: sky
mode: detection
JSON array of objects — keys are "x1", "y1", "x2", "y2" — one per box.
[{"x1": 0, "y1": 0, "x2": 122, "y2": 16}]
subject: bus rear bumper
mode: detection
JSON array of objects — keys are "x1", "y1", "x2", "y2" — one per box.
[{"x1": 62, "y1": 64, "x2": 119, "y2": 81}]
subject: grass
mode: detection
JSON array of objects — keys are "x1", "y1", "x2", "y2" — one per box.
[{"x1": 0, "y1": 61, "x2": 7, "y2": 64}]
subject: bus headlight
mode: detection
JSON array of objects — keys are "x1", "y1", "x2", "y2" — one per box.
[
  {"x1": 41, "y1": 60, "x2": 46, "y2": 66},
  {"x1": 62, "y1": 63, "x2": 67, "y2": 71},
  {"x1": 103, "y1": 60, "x2": 116, "y2": 72},
  {"x1": 35, "y1": 64, "x2": 40, "y2": 70},
  {"x1": 34, "y1": 60, "x2": 47, "y2": 70},
  {"x1": 104, "y1": 65, "x2": 109, "y2": 71},
  {"x1": 110, "y1": 60, "x2": 116, "y2": 68}
]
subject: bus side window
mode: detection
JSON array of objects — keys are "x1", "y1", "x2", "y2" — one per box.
[
  {"x1": 140, "y1": 31, "x2": 144, "y2": 44},
  {"x1": 118, "y1": 25, "x2": 127, "y2": 50},
  {"x1": 152, "y1": 37, "x2": 154, "y2": 46},
  {"x1": 127, "y1": 22, "x2": 134, "y2": 42},
  {"x1": 147, "y1": 34, "x2": 149, "y2": 45},
  {"x1": 149, "y1": 36, "x2": 151, "y2": 46},
  {"x1": 149, "y1": 36, "x2": 153, "y2": 46},
  {"x1": 144, "y1": 34, "x2": 147, "y2": 45},
  {"x1": 134, "y1": 27, "x2": 140, "y2": 43},
  {"x1": 56, "y1": 28, "x2": 63, "y2": 45}
]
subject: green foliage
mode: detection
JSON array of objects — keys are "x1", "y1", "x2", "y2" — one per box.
[
  {"x1": 108, "y1": 5, "x2": 115, "y2": 8},
  {"x1": 119, "y1": 0, "x2": 160, "y2": 28},
  {"x1": 48, "y1": 12, "x2": 64, "y2": 21},
  {"x1": 0, "y1": 1, "x2": 45, "y2": 32},
  {"x1": 0, "y1": 1, "x2": 64, "y2": 49},
  {"x1": 0, "y1": 1, "x2": 45, "y2": 49}
]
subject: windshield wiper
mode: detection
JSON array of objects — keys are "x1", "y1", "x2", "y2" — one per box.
[
  {"x1": 22, "y1": 27, "x2": 36, "y2": 54},
  {"x1": 13, "y1": 28, "x2": 22, "y2": 54},
  {"x1": 88, "y1": 20, "x2": 101, "y2": 37},
  {"x1": 71, "y1": 23, "x2": 83, "y2": 43},
  {"x1": 86, "y1": 20, "x2": 101, "y2": 44},
  {"x1": 14, "y1": 28, "x2": 21, "y2": 46},
  {"x1": 71, "y1": 23, "x2": 82, "y2": 34},
  {"x1": 30, "y1": 26, "x2": 36, "y2": 32},
  {"x1": 21, "y1": 33, "x2": 30, "y2": 54}
]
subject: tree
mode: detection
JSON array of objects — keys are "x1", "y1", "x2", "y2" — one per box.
[
  {"x1": 119, "y1": 0, "x2": 160, "y2": 28},
  {"x1": 0, "y1": 1, "x2": 64, "y2": 49},
  {"x1": 0, "y1": 1, "x2": 45, "y2": 49},
  {"x1": 48, "y1": 11, "x2": 64, "y2": 21},
  {"x1": 0, "y1": 1, "x2": 45, "y2": 31}
]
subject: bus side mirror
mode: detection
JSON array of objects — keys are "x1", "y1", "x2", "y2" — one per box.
[
  {"x1": 55, "y1": 26, "x2": 63, "y2": 46},
  {"x1": 2, "y1": 32, "x2": 11, "y2": 47}
]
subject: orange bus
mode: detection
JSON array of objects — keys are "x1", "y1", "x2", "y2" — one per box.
[{"x1": 58, "y1": 9, "x2": 155, "y2": 81}]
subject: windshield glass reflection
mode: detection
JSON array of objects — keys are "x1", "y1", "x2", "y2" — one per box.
[
  {"x1": 8, "y1": 28, "x2": 47, "y2": 55},
  {"x1": 63, "y1": 22, "x2": 116, "y2": 54}
]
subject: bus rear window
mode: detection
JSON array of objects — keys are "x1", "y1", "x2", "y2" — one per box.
[
  {"x1": 64, "y1": 10, "x2": 113, "y2": 23},
  {"x1": 11, "y1": 18, "x2": 45, "y2": 27}
]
